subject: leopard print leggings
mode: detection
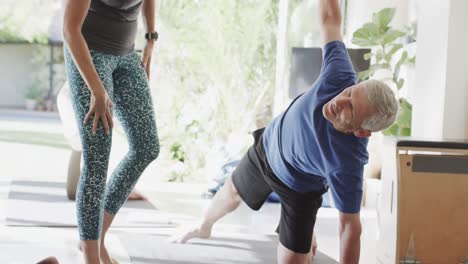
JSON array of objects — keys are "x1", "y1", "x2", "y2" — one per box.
[{"x1": 64, "y1": 48, "x2": 159, "y2": 240}]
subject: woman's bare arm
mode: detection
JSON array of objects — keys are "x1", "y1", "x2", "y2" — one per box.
[
  {"x1": 141, "y1": 0, "x2": 156, "y2": 79},
  {"x1": 142, "y1": 0, "x2": 155, "y2": 33},
  {"x1": 63, "y1": 0, "x2": 106, "y2": 97},
  {"x1": 63, "y1": 0, "x2": 113, "y2": 135}
]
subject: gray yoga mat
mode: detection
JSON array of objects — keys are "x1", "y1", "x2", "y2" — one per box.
[
  {"x1": 0, "y1": 227, "x2": 131, "y2": 264},
  {"x1": 119, "y1": 232, "x2": 339, "y2": 264},
  {"x1": 5, "y1": 180, "x2": 191, "y2": 227}
]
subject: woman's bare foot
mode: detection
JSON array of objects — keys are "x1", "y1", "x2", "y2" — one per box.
[
  {"x1": 79, "y1": 240, "x2": 100, "y2": 264},
  {"x1": 127, "y1": 190, "x2": 146, "y2": 201},
  {"x1": 170, "y1": 224, "x2": 212, "y2": 244},
  {"x1": 36, "y1": 256, "x2": 59, "y2": 264},
  {"x1": 77, "y1": 242, "x2": 118, "y2": 264},
  {"x1": 100, "y1": 242, "x2": 113, "y2": 264}
]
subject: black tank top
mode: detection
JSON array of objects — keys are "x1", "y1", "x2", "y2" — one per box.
[{"x1": 81, "y1": 0, "x2": 143, "y2": 56}]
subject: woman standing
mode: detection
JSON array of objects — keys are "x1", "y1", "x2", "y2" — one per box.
[{"x1": 63, "y1": 0, "x2": 159, "y2": 263}]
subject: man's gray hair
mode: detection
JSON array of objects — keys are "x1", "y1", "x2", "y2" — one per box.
[{"x1": 360, "y1": 79, "x2": 399, "y2": 132}]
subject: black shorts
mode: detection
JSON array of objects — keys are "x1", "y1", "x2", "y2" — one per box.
[{"x1": 232, "y1": 128, "x2": 327, "y2": 254}]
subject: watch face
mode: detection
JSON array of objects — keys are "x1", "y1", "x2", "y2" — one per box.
[{"x1": 146, "y1": 32, "x2": 158, "y2": 40}]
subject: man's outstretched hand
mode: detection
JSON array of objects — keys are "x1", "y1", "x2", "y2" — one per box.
[{"x1": 319, "y1": 0, "x2": 343, "y2": 44}]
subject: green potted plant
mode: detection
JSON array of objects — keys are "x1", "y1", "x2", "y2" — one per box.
[
  {"x1": 24, "y1": 84, "x2": 42, "y2": 110},
  {"x1": 351, "y1": 8, "x2": 415, "y2": 136}
]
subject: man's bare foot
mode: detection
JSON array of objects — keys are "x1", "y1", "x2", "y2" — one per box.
[
  {"x1": 127, "y1": 190, "x2": 146, "y2": 201},
  {"x1": 170, "y1": 225, "x2": 212, "y2": 244}
]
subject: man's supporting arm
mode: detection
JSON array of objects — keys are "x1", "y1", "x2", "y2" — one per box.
[
  {"x1": 319, "y1": 0, "x2": 343, "y2": 44},
  {"x1": 339, "y1": 212, "x2": 361, "y2": 264}
]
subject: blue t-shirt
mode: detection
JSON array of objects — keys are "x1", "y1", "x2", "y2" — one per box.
[{"x1": 263, "y1": 41, "x2": 369, "y2": 214}]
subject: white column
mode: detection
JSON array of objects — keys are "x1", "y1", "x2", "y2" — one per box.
[
  {"x1": 411, "y1": 1, "x2": 449, "y2": 138},
  {"x1": 412, "y1": 0, "x2": 468, "y2": 139},
  {"x1": 442, "y1": 0, "x2": 468, "y2": 139},
  {"x1": 273, "y1": 0, "x2": 289, "y2": 115}
]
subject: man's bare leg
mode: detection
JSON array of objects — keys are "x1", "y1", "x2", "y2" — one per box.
[
  {"x1": 172, "y1": 175, "x2": 242, "y2": 243},
  {"x1": 277, "y1": 242, "x2": 311, "y2": 264},
  {"x1": 277, "y1": 233, "x2": 318, "y2": 264},
  {"x1": 310, "y1": 233, "x2": 318, "y2": 263}
]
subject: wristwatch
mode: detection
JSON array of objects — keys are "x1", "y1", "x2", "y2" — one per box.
[{"x1": 145, "y1": 31, "x2": 158, "y2": 41}]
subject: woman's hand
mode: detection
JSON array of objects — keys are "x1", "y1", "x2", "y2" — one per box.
[
  {"x1": 141, "y1": 40, "x2": 155, "y2": 80},
  {"x1": 84, "y1": 91, "x2": 114, "y2": 135}
]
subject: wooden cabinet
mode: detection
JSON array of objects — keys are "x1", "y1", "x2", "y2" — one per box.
[{"x1": 377, "y1": 138, "x2": 468, "y2": 264}]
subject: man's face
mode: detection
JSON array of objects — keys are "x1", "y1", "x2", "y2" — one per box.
[{"x1": 322, "y1": 83, "x2": 375, "y2": 137}]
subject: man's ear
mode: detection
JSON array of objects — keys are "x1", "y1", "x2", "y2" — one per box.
[{"x1": 354, "y1": 129, "x2": 372, "y2": 138}]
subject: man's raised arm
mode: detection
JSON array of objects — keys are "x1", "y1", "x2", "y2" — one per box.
[{"x1": 319, "y1": 0, "x2": 343, "y2": 44}]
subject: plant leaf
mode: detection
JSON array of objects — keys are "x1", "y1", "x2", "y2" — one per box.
[
  {"x1": 352, "y1": 23, "x2": 381, "y2": 47},
  {"x1": 396, "y1": 78, "x2": 405, "y2": 90},
  {"x1": 387, "y1": 44, "x2": 403, "y2": 57},
  {"x1": 358, "y1": 70, "x2": 370, "y2": 80},
  {"x1": 397, "y1": 98, "x2": 412, "y2": 128},
  {"x1": 396, "y1": 51, "x2": 408, "y2": 69},
  {"x1": 364, "y1": 52, "x2": 372, "y2": 61},
  {"x1": 381, "y1": 29, "x2": 406, "y2": 45},
  {"x1": 375, "y1": 49, "x2": 384, "y2": 62},
  {"x1": 370, "y1": 63, "x2": 391, "y2": 72},
  {"x1": 383, "y1": 123, "x2": 399, "y2": 136},
  {"x1": 399, "y1": 127, "x2": 411, "y2": 137},
  {"x1": 373, "y1": 8, "x2": 396, "y2": 31},
  {"x1": 399, "y1": 97, "x2": 413, "y2": 110}
]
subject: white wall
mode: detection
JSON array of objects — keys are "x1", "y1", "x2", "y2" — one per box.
[
  {"x1": 466, "y1": 78, "x2": 468, "y2": 138},
  {"x1": 273, "y1": 0, "x2": 290, "y2": 115},
  {"x1": 443, "y1": 0, "x2": 468, "y2": 139},
  {"x1": 0, "y1": 44, "x2": 39, "y2": 109},
  {"x1": 413, "y1": 0, "x2": 468, "y2": 140},
  {"x1": 411, "y1": 1, "x2": 450, "y2": 139}
]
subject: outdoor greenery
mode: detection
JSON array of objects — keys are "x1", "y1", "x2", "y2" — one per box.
[
  {"x1": 0, "y1": 0, "x2": 281, "y2": 182},
  {"x1": 0, "y1": 28, "x2": 29, "y2": 43},
  {"x1": 0, "y1": 0, "x2": 53, "y2": 44},
  {"x1": 1, "y1": 0, "x2": 64, "y2": 110},
  {"x1": 151, "y1": 0, "x2": 279, "y2": 181},
  {"x1": 24, "y1": 84, "x2": 43, "y2": 100},
  {"x1": 1, "y1": 0, "x2": 282, "y2": 182},
  {"x1": 30, "y1": 45, "x2": 67, "y2": 110},
  {"x1": 0, "y1": 130, "x2": 70, "y2": 149},
  {"x1": 352, "y1": 8, "x2": 415, "y2": 136},
  {"x1": 288, "y1": 0, "x2": 320, "y2": 47}
]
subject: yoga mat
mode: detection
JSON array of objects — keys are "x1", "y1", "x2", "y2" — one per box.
[
  {"x1": 120, "y1": 230, "x2": 339, "y2": 264},
  {"x1": 0, "y1": 227, "x2": 131, "y2": 264},
  {"x1": 5, "y1": 180, "x2": 192, "y2": 228}
]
